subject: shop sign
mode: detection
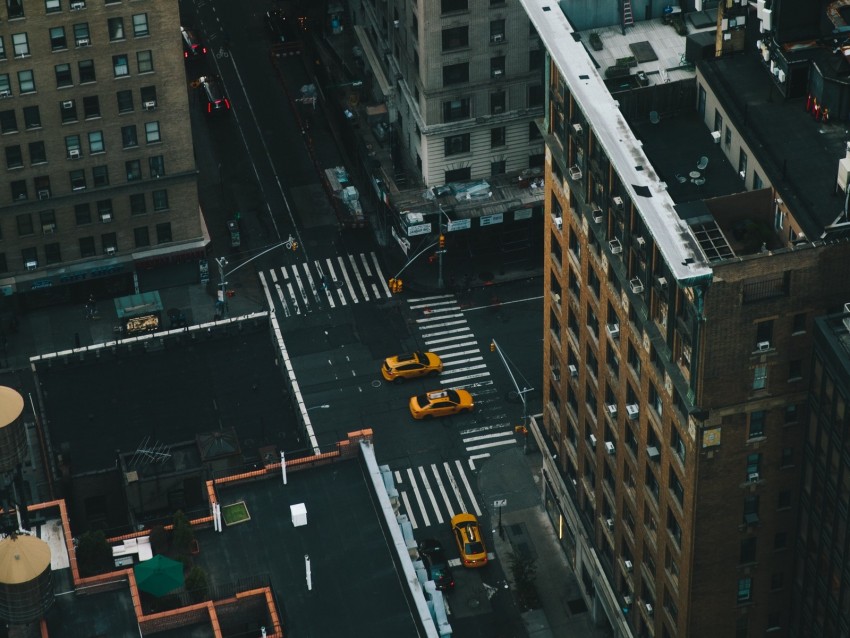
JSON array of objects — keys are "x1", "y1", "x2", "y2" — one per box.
[
  {"x1": 514, "y1": 208, "x2": 533, "y2": 221},
  {"x1": 480, "y1": 213, "x2": 504, "y2": 227},
  {"x1": 447, "y1": 218, "x2": 471, "y2": 232},
  {"x1": 406, "y1": 222, "x2": 432, "y2": 237},
  {"x1": 391, "y1": 227, "x2": 411, "y2": 255},
  {"x1": 30, "y1": 280, "x2": 53, "y2": 290}
]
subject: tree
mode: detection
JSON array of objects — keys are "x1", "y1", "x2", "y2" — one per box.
[
  {"x1": 171, "y1": 510, "x2": 194, "y2": 557},
  {"x1": 75, "y1": 530, "x2": 113, "y2": 577},
  {"x1": 185, "y1": 566, "x2": 209, "y2": 603},
  {"x1": 508, "y1": 551, "x2": 541, "y2": 611}
]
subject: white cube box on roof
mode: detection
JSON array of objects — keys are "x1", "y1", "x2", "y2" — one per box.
[{"x1": 290, "y1": 503, "x2": 307, "y2": 527}]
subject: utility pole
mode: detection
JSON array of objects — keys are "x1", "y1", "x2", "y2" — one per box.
[
  {"x1": 490, "y1": 338, "x2": 534, "y2": 452},
  {"x1": 436, "y1": 205, "x2": 448, "y2": 290},
  {"x1": 215, "y1": 239, "x2": 296, "y2": 318}
]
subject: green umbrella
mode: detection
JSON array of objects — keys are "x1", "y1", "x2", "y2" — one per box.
[{"x1": 133, "y1": 554, "x2": 184, "y2": 597}]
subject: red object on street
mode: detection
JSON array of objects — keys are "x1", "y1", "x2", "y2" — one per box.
[{"x1": 226, "y1": 290, "x2": 236, "y2": 298}]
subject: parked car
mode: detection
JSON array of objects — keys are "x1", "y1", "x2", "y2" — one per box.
[
  {"x1": 198, "y1": 76, "x2": 231, "y2": 115},
  {"x1": 451, "y1": 513, "x2": 488, "y2": 568},
  {"x1": 409, "y1": 389, "x2": 473, "y2": 420},
  {"x1": 418, "y1": 539, "x2": 454, "y2": 591},
  {"x1": 181, "y1": 26, "x2": 207, "y2": 60},
  {"x1": 382, "y1": 352, "x2": 442, "y2": 383}
]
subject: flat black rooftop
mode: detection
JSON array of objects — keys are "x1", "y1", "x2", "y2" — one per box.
[
  {"x1": 36, "y1": 322, "x2": 294, "y2": 475},
  {"x1": 192, "y1": 451, "x2": 421, "y2": 637},
  {"x1": 702, "y1": 50, "x2": 850, "y2": 238}
]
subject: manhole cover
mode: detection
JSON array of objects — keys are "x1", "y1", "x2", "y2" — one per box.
[
  {"x1": 567, "y1": 598, "x2": 588, "y2": 615},
  {"x1": 371, "y1": 380, "x2": 382, "y2": 388}
]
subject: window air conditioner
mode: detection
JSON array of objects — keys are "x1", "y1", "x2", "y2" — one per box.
[
  {"x1": 756, "y1": 341, "x2": 770, "y2": 352},
  {"x1": 25, "y1": 261, "x2": 37, "y2": 271},
  {"x1": 552, "y1": 292, "x2": 561, "y2": 304},
  {"x1": 491, "y1": 33, "x2": 503, "y2": 43},
  {"x1": 101, "y1": 213, "x2": 112, "y2": 223},
  {"x1": 609, "y1": 238, "x2": 622, "y2": 254},
  {"x1": 630, "y1": 278, "x2": 644, "y2": 294},
  {"x1": 70, "y1": 1, "x2": 85, "y2": 9},
  {"x1": 76, "y1": 38, "x2": 90, "y2": 47},
  {"x1": 62, "y1": 100, "x2": 74, "y2": 109},
  {"x1": 572, "y1": 122, "x2": 583, "y2": 135},
  {"x1": 68, "y1": 149, "x2": 80, "y2": 159},
  {"x1": 606, "y1": 323, "x2": 620, "y2": 339},
  {"x1": 592, "y1": 207, "x2": 603, "y2": 223},
  {"x1": 711, "y1": 130, "x2": 721, "y2": 143},
  {"x1": 635, "y1": 236, "x2": 646, "y2": 247},
  {"x1": 568, "y1": 165, "x2": 582, "y2": 180},
  {"x1": 589, "y1": 434, "x2": 598, "y2": 447},
  {"x1": 748, "y1": 472, "x2": 760, "y2": 482},
  {"x1": 552, "y1": 215, "x2": 563, "y2": 230},
  {"x1": 492, "y1": 69, "x2": 504, "y2": 78},
  {"x1": 605, "y1": 441, "x2": 615, "y2": 455},
  {"x1": 606, "y1": 403, "x2": 618, "y2": 416},
  {"x1": 106, "y1": 246, "x2": 116, "y2": 255},
  {"x1": 624, "y1": 560, "x2": 633, "y2": 572},
  {"x1": 626, "y1": 404, "x2": 639, "y2": 419},
  {"x1": 656, "y1": 276, "x2": 668, "y2": 289},
  {"x1": 42, "y1": 224, "x2": 55, "y2": 234},
  {"x1": 606, "y1": 518, "x2": 614, "y2": 530},
  {"x1": 568, "y1": 364, "x2": 578, "y2": 378},
  {"x1": 647, "y1": 446, "x2": 660, "y2": 460},
  {"x1": 143, "y1": 100, "x2": 157, "y2": 110},
  {"x1": 37, "y1": 190, "x2": 50, "y2": 200},
  {"x1": 0, "y1": 90, "x2": 11, "y2": 99},
  {"x1": 551, "y1": 367, "x2": 560, "y2": 381},
  {"x1": 612, "y1": 196, "x2": 624, "y2": 210}
]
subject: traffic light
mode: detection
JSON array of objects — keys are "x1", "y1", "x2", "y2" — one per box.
[
  {"x1": 388, "y1": 278, "x2": 403, "y2": 294},
  {"x1": 395, "y1": 278, "x2": 403, "y2": 293},
  {"x1": 439, "y1": 234, "x2": 446, "y2": 249}
]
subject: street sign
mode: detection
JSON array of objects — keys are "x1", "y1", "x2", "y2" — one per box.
[
  {"x1": 514, "y1": 208, "x2": 533, "y2": 221},
  {"x1": 447, "y1": 218, "x2": 471, "y2": 232},
  {"x1": 493, "y1": 499, "x2": 507, "y2": 508},
  {"x1": 406, "y1": 222, "x2": 432, "y2": 237},
  {"x1": 480, "y1": 213, "x2": 504, "y2": 227}
]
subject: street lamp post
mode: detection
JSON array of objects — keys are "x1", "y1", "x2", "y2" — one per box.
[
  {"x1": 490, "y1": 338, "x2": 535, "y2": 451},
  {"x1": 215, "y1": 239, "x2": 297, "y2": 318},
  {"x1": 436, "y1": 205, "x2": 451, "y2": 290}
]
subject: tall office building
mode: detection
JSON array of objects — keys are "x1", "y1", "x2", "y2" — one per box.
[
  {"x1": 354, "y1": 0, "x2": 545, "y2": 186},
  {"x1": 522, "y1": 0, "x2": 850, "y2": 636},
  {"x1": 0, "y1": 0, "x2": 205, "y2": 308}
]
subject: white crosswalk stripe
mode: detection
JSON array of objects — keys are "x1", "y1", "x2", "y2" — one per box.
[
  {"x1": 259, "y1": 252, "x2": 390, "y2": 316},
  {"x1": 392, "y1": 460, "x2": 482, "y2": 530}
]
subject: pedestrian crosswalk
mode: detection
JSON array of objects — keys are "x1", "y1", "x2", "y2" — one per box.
[
  {"x1": 393, "y1": 459, "x2": 483, "y2": 530},
  {"x1": 408, "y1": 294, "x2": 518, "y2": 461},
  {"x1": 258, "y1": 252, "x2": 392, "y2": 317}
]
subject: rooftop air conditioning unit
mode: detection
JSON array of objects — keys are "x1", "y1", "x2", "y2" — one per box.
[
  {"x1": 589, "y1": 434, "x2": 598, "y2": 447},
  {"x1": 70, "y1": 1, "x2": 85, "y2": 9},
  {"x1": 37, "y1": 190, "x2": 50, "y2": 200},
  {"x1": 626, "y1": 404, "x2": 639, "y2": 419},
  {"x1": 756, "y1": 341, "x2": 770, "y2": 352},
  {"x1": 105, "y1": 246, "x2": 116, "y2": 255},
  {"x1": 62, "y1": 100, "x2": 74, "y2": 109},
  {"x1": 68, "y1": 149, "x2": 80, "y2": 159},
  {"x1": 612, "y1": 196, "x2": 624, "y2": 210},
  {"x1": 606, "y1": 518, "x2": 614, "y2": 530},
  {"x1": 647, "y1": 445, "x2": 660, "y2": 460},
  {"x1": 645, "y1": 603, "x2": 654, "y2": 616},
  {"x1": 76, "y1": 38, "x2": 90, "y2": 47},
  {"x1": 711, "y1": 130, "x2": 721, "y2": 143},
  {"x1": 25, "y1": 261, "x2": 37, "y2": 271},
  {"x1": 0, "y1": 90, "x2": 10, "y2": 99},
  {"x1": 624, "y1": 560, "x2": 633, "y2": 572},
  {"x1": 630, "y1": 278, "x2": 644, "y2": 294},
  {"x1": 572, "y1": 122, "x2": 583, "y2": 135},
  {"x1": 552, "y1": 215, "x2": 563, "y2": 230},
  {"x1": 748, "y1": 472, "x2": 760, "y2": 482},
  {"x1": 143, "y1": 100, "x2": 157, "y2": 110},
  {"x1": 592, "y1": 207, "x2": 603, "y2": 223},
  {"x1": 569, "y1": 165, "x2": 582, "y2": 180},
  {"x1": 568, "y1": 364, "x2": 578, "y2": 378},
  {"x1": 606, "y1": 403, "x2": 618, "y2": 416},
  {"x1": 605, "y1": 441, "x2": 615, "y2": 455},
  {"x1": 607, "y1": 323, "x2": 620, "y2": 338},
  {"x1": 609, "y1": 238, "x2": 622, "y2": 254}
]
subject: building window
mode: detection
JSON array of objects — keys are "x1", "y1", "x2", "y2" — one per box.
[
  {"x1": 671, "y1": 426, "x2": 686, "y2": 463},
  {"x1": 784, "y1": 404, "x2": 798, "y2": 424},
  {"x1": 149, "y1": 155, "x2": 164, "y2": 177},
  {"x1": 144, "y1": 121, "x2": 160, "y2": 143},
  {"x1": 121, "y1": 125, "x2": 138, "y2": 148},
  {"x1": 45, "y1": 0, "x2": 61, "y2": 13},
  {"x1": 529, "y1": 48, "x2": 544, "y2": 71},
  {"x1": 0, "y1": 37, "x2": 5, "y2": 60},
  {"x1": 64, "y1": 134, "x2": 81, "y2": 157},
  {"x1": 714, "y1": 110, "x2": 723, "y2": 133},
  {"x1": 22, "y1": 106, "x2": 39, "y2": 130},
  {"x1": 136, "y1": 50, "x2": 153, "y2": 73},
  {"x1": 16, "y1": 213, "x2": 33, "y2": 235},
  {"x1": 740, "y1": 537, "x2": 756, "y2": 564},
  {"x1": 441, "y1": 0, "x2": 467, "y2": 13},
  {"x1": 753, "y1": 172, "x2": 763, "y2": 189},
  {"x1": 130, "y1": 193, "x2": 146, "y2": 214},
  {"x1": 0, "y1": 109, "x2": 16, "y2": 133},
  {"x1": 21, "y1": 247, "x2": 37, "y2": 269},
  {"x1": 443, "y1": 63, "x2": 469, "y2": 87},
  {"x1": 78, "y1": 59, "x2": 95, "y2": 83},
  {"x1": 441, "y1": 26, "x2": 468, "y2": 51},
  {"x1": 12, "y1": 33, "x2": 29, "y2": 57},
  {"x1": 490, "y1": 55, "x2": 506, "y2": 78},
  {"x1": 528, "y1": 84, "x2": 544, "y2": 107},
  {"x1": 738, "y1": 150, "x2": 747, "y2": 179},
  {"x1": 780, "y1": 447, "x2": 793, "y2": 468},
  {"x1": 748, "y1": 410, "x2": 765, "y2": 438},
  {"x1": 777, "y1": 490, "x2": 791, "y2": 510},
  {"x1": 774, "y1": 532, "x2": 787, "y2": 550},
  {"x1": 133, "y1": 226, "x2": 150, "y2": 247},
  {"x1": 10, "y1": 180, "x2": 26, "y2": 201},
  {"x1": 4, "y1": 145, "x2": 22, "y2": 169},
  {"x1": 29, "y1": 141, "x2": 46, "y2": 164},
  {"x1": 101, "y1": 232, "x2": 117, "y2": 253},
  {"x1": 140, "y1": 85, "x2": 157, "y2": 105},
  {"x1": 92, "y1": 165, "x2": 108, "y2": 187},
  {"x1": 88, "y1": 130, "x2": 104, "y2": 153},
  {"x1": 7, "y1": 0, "x2": 24, "y2": 19},
  {"x1": 445, "y1": 167, "x2": 470, "y2": 182},
  {"x1": 737, "y1": 577, "x2": 752, "y2": 603},
  {"x1": 491, "y1": 90, "x2": 506, "y2": 114},
  {"x1": 17, "y1": 70, "x2": 34, "y2": 94},
  {"x1": 108, "y1": 17, "x2": 125, "y2": 41},
  {"x1": 96, "y1": 199, "x2": 112, "y2": 221},
  {"x1": 792, "y1": 312, "x2": 806, "y2": 334},
  {"x1": 753, "y1": 365, "x2": 767, "y2": 390},
  {"x1": 444, "y1": 134, "x2": 470, "y2": 156},
  {"x1": 132, "y1": 13, "x2": 149, "y2": 37},
  {"x1": 743, "y1": 495, "x2": 759, "y2": 525},
  {"x1": 55, "y1": 63, "x2": 73, "y2": 88},
  {"x1": 443, "y1": 98, "x2": 470, "y2": 123},
  {"x1": 60, "y1": 99, "x2": 77, "y2": 123},
  {"x1": 156, "y1": 222, "x2": 171, "y2": 243},
  {"x1": 75, "y1": 203, "x2": 91, "y2": 225},
  {"x1": 490, "y1": 19, "x2": 505, "y2": 42},
  {"x1": 117, "y1": 90, "x2": 133, "y2": 113},
  {"x1": 79, "y1": 236, "x2": 95, "y2": 257},
  {"x1": 152, "y1": 189, "x2": 168, "y2": 211},
  {"x1": 788, "y1": 359, "x2": 802, "y2": 381},
  {"x1": 44, "y1": 242, "x2": 61, "y2": 265},
  {"x1": 0, "y1": 74, "x2": 10, "y2": 96},
  {"x1": 491, "y1": 160, "x2": 506, "y2": 176},
  {"x1": 746, "y1": 453, "x2": 761, "y2": 480},
  {"x1": 725, "y1": 126, "x2": 732, "y2": 147},
  {"x1": 69, "y1": 169, "x2": 86, "y2": 190},
  {"x1": 125, "y1": 160, "x2": 141, "y2": 181},
  {"x1": 112, "y1": 54, "x2": 129, "y2": 77},
  {"x1": 49, "y1": 27, "x2": 67, "y2": 51},
  {"x1": 0, "y1": 254, "x2": 7, "y2": 273},
  {"x1": 491, "y1": 126, "x2": 506, "y2": 148},
  {"x1": 73, "y1": 23, "x2": 91, "y2": 44}
]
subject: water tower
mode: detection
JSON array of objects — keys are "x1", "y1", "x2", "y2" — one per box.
[{"x1": 0, "y1": 534, "x2": 54, "y2": 624}]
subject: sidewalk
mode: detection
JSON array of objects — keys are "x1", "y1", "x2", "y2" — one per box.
[{"x1": 480, "y1": 446, "x2": 611, "y2": 638}]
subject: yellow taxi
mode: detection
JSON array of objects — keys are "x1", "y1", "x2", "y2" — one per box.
[
  {"x1": 409, "y1": 389, "x2": 474, "y2": 420},
  {"x1": 381, "y1": 352, "x2": 443, "y2": 383},
  {"x1": 451, "y1": 513, "x2": 488, "y2": 568}
]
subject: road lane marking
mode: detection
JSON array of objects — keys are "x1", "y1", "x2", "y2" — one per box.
[
  {"x1": 324, "y1": 258, "x2": 348, "y2": 306},
  {"x1": 370, "y1": 252, "x2": 393, "y2": 297},
  {"x1": 394, "y1": 470, "x2": 402, "y2": 484},
  {"x1": 442, "y1": 356, "x2": 483, "y2": 367},
  {"x1": 454, "y1": 459, "x2": 482, "y2": 516},
  {"x1": 465, "y1": 438, "x2": 516, "y2": 452},
  {"x1": 442, "y1": 461, "x2": 467, "y2": 514},
  {"x1": 431, "y1": 464, "x2": 457, "y2": 519},
  {"x1": 469, "y1": 453, "x2": 490, "y2": 470},
  {"x1": 336, "y1": 255, "x2": 359, "y2": 303},
  {"x1": 418, "y1": 466, "x2": 442, "y2": 524},
  {"x1": 435, "y1": 349, "x2": 481, "y2": 358},
  {"x1": 408, "y1": 294, "x2": 455, "y2": 304},
  {"x1": 417, "y1": 319, "x2": 468, "y2": 331},
  {"x1": 423, "y1": 329, "x2": 473, "y2": 341},
  {"x1": 400, "y1": 491, "x2": 418, "y2": 529},
  {"x1": 301, "y1": 262, "x2": 323, "y2": 307},
  {"x1": 462, "y1": 431, "x2": 515, "y2": 443},
  {"x1": 348, "y1": 253, "x2": 370, "y2": 300},
  {"x1": 358, "y1": 253, "x2": 382, "y2": 299},
  {"x1": 409, "y1": 467, "x2": 432, "y2": 527}
]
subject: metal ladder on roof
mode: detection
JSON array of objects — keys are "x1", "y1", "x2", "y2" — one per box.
[{"x1": 622, "y1": 0, "x2": 635, "y2": 29}]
